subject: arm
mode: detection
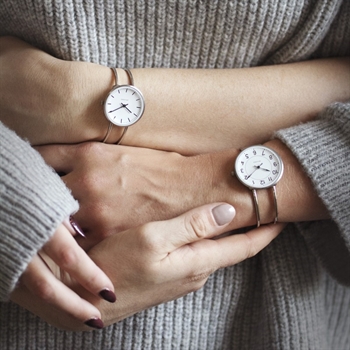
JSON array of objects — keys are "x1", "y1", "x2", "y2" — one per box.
[
  {"x1": 119, "y1": 61, "x2": 350, "y2": 154},
  {"x1": 1, "y1": 37, "x2": 349, "y2": 154},
  {"x1": 37, "y1": 139, "x2": 328, "y2": 250},
  {"x1": 38, "y1": 116, "x2": 349, "y2": 288},
  {"x1": 0, "y1": 123, "x2": 116, "y2": 329}
]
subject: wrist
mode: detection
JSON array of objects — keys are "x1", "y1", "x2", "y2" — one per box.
[
  {"x1": 68, "y1": 61, "x2": 113, "y2": 142},
  {"x1": 206, "y1": 149, "x2": 258, "y2": 229},
  {"x1": 67, "y1": 62, "x2": 127, "y2": 143},
  {"x1": 263, "y1": 139, "x2": 329, "y2": 222},
  {"x1": 102, "y1": 68, "x2": 141, "y2": 144}
]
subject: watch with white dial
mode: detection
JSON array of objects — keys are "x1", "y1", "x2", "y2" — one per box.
[
  {"x1": 103, "y1": 68, "x2": 145, "y2": 143},
  {"x1": 233, "y1": 145, "x2": 284, "y2": 227}
]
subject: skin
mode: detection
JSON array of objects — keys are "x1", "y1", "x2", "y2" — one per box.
[
  {"x1": 36, "y1": 139, "x2": 328, "y2": 252},
  {"x1": 0, "y1": 36, "x2": 349, "y2": 153},
  {"x1": 0, "y1": 36, "x2": 347, "y2": 328},
  {"x1": 11, "y1": 203, "x2": 285, "y2": 330},
  {"x1": 12, "y1": 223, "x2": 116, "y2": 329}
]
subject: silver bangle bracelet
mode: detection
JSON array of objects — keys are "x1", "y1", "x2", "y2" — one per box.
[
  {"x1": 102, "y1": 68, "x2": 133, "y2": 144},
  {"x1": 251, "y1": 186, "x2": 278, "y2": 228}
]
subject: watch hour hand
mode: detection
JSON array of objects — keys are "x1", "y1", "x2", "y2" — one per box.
[
  {"x1": 121, "y1": 103, "x2": 132, "y2": 113},
  {"x1": 253, "y1": 163, "x2": 270, "y2": 172}
]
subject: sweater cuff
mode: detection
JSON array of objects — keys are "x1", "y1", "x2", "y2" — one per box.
[
  {"x1": 275, "y1": 102, "x2": 350, "y2": 285},
  {"x1": 0, "y1": 123, "x2": 79, "y2": 300}
]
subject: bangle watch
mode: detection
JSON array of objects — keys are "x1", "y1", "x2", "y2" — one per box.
[
  {"x1": 233, "y1": 145, "x2": 284, "y2": 227},
  {"x1": 103, "y1": 68, "x2": 145, "y2": 143}
]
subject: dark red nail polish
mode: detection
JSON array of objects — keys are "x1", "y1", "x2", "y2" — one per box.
[
  {"x1": 84, "y1": 317, "x2": 104, "y2": 329},
  {"x1": 99, "y1": 288, "x2": 117, "y2": 303},
  {"x1": 69, "y1": 216, "x2": 86, "y2": 238}
]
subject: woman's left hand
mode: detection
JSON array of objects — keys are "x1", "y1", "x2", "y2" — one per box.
[
  {"x1": 37, "y1": 139, "x2": 329, "y2": 250},
  {"x1": 38, "y1": 142, "x2": 231, "y2": 249}
]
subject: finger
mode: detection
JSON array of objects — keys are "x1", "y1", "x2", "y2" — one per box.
[
  {"x1": 193, "y1": 222, "x2": 285, "y2": 268},
  {"x1": 43, "y1": 224, "x2": 116, "y2": 303},
  {"x1": 35, "y1": 144, "x2": 77, "y2": 174},
  {"x1": 146, "y1": 203, "x2": 236, "y2": 254},
  {"x1": 20, "y1": 255, "x2": 104, "y2": 330},
  {"x1": 11, "y1": 284, "x2": 88, "y2": 331},
  {"x1": 62, "y1": 217, "x2": 86, "y2": 238}
]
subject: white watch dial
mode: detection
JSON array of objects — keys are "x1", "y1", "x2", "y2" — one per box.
[
  {"x1": 235, "y1": 145, "x2": 284, "y2": 189},
  {"x1": 104, "y1": 85, "x2": 145, "y2": 127}
]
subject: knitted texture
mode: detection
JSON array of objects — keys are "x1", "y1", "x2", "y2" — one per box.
[
  {"x1": 0, "y1": 1, "x2": 350, "y2": 349},
  {"x1": 276, "y1": 102, "x2": 350, "y2": 285},
  {"x1": 0, "y1": 123, "x2": 79, "y2": 301},
  {"x1": 1, "y1": 0, "x2": 348, "y2": 68}
]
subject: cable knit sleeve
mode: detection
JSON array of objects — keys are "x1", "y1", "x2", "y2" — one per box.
[
  {"x1": 0, "y1": 122, "x2": 78, "y2": 301},
  {"x1": 275, "y1": 101, "x2": 350, "y2": 285}
]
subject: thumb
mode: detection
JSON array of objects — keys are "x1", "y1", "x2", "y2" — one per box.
[{"x1": 153, "y1": 203, "x2": 236, "y2": 253}]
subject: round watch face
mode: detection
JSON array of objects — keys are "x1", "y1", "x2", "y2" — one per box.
[
  {"x1": 234, "y1": 145, "x2": 284, "y2": 189},
  {"x1": 104, "y1": 85, "x2": 145, "y2": 127}
]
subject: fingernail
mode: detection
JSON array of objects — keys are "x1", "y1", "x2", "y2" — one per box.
[
  {"x1": 69, "y1": 216, "x2": 86, "y2": 238},
  {"x1": 84, "y1": 317, "x2": 104, "y2": 329},
  {"x1": 212, "y1": 204, "x2": 235, "y2": 226},
  {"x1": 99, "y1": 288, "x2": 117, "y2": 303}
]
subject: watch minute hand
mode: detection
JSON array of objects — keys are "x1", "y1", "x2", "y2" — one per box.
[{"x1": 109, "y1": 104, "x2": 124, "y2": 113}]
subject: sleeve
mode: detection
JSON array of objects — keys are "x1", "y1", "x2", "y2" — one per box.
[
  {"x1": 0, "y1": 122, "x2": 79, "y2": 300},
  {"x1": 275, "y1": 101, "x2": 350, "y2": 285}
]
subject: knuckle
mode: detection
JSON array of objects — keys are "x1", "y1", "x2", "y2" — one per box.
[
  {"x1": 129, "y1": 224, "x2": 162, "y2": 278},
  {"x1": 185, "y1": 212, "x2": 210, "y2": 240},
  {"x1": 137, "y1": 223, "x2": 160, "y2": 252},
  {"x1": 184, "y1": 270, "x2": 212, "y2": 292},
  {"x1": 77, "y1": 142, "x2": 104, "y2": 158},
  {"x1": 83, "y1": 270, "x2": 101, "y2": 291},
  {"x1": 32, "y1": 278, "x2": 55, "y2": 302},
  {"x1": 137, "y1": 261, "x2": 159, "y2": 281},
  {"x1": 58, "y1": 246, "x2": 79, "y2": 268},
  {"x1": 79, "y1": 172, "x2": 103, "y2": 194}
]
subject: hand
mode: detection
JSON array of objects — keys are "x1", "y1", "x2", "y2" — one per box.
[
  {"x1": 10, "y1": 221, "x2": 117, "y2": 330},
  {"x1": 0, "y1": 36, "x2": 112, "y2": 145},
  {"x1": 38, "y1": 142, "x2": 228, "y2": 249},
  {"x1": 87, "y1": 203, "x2": 284, "y2": 327},
  {"x1": 11, "y1": 203, "x2": 284, "y2": 330},
  {"x1": 38, "y1": 138, "x2": 330, "y2": 249}
]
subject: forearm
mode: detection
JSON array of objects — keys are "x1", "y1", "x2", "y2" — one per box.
[
  {"x1": 105, "y1": 58, "x2": 350, "y2": 154},
  {"x1": 2, "y1": 37, "x2": 349, "y2": 152}
]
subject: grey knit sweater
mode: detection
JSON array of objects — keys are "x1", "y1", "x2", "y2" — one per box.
[{"x1": 0, "y1": 1, "x2": 349, "y2": 349}]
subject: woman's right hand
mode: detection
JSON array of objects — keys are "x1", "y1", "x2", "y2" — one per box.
[
  {"x1": 11, "y1": 203, "x2": 283, "y2": 330},
  {"x1": 88, "y1": 203, "x2": 284, "y2": 326},
  {"x1": 10, "y1": 221, "x2": 117, "y2": 330},
  {"x1": 11, "y1": 203, "x2": 284, "y2": 331}
]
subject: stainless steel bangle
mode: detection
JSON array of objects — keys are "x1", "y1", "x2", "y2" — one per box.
[
  {"x1": 251, "y1": 186, "x2": 278, "y2": 228},
  {"x1": 102, "y1": 68, "x2": 133, "y2": 144},
  {"x1": 102, "y1": 68, "x2": 119, "y2": 143}
]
